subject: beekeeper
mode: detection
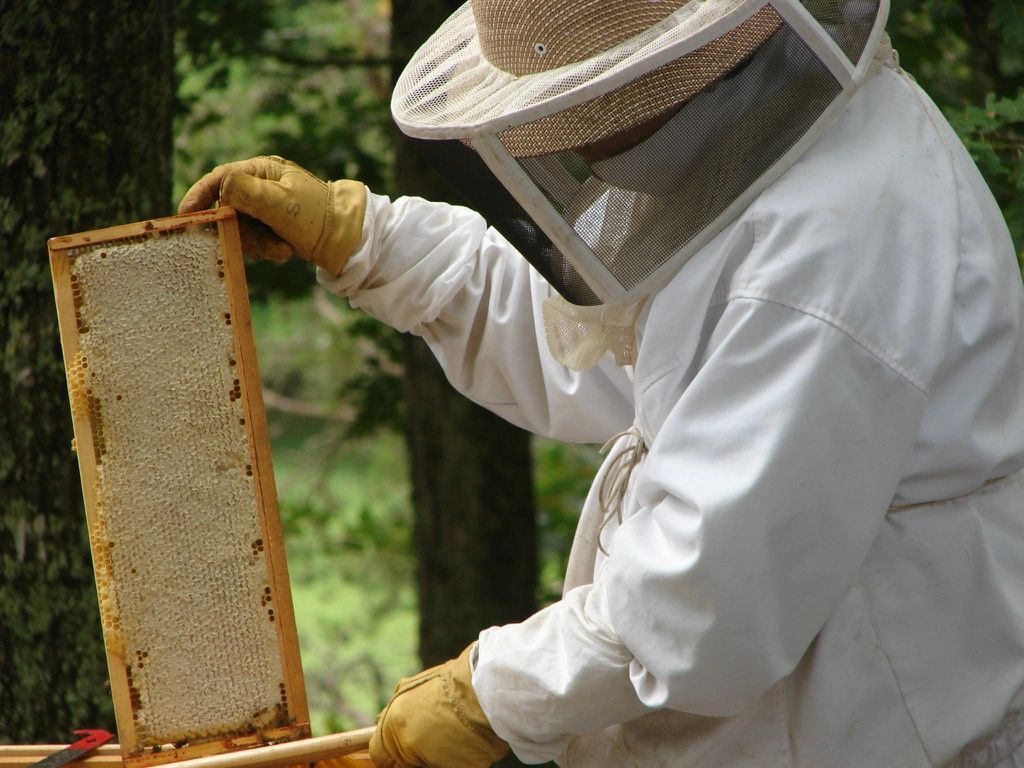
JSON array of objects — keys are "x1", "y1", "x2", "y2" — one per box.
[{"x1": 179, "y1": 0, "x2": 1024, "y2": 765}]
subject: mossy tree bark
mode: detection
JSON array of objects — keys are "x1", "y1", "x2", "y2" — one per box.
[
  {"x1": 0, "y1": 1, "x2": 175, "y2": 741},
  {"x1": 390, "y1": 1, "x2": 539, "y2": 674}
]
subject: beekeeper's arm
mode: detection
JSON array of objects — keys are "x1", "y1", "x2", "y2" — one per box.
[
  {"x1": 463, "y1": 292, "x2": 928, "y2": 763},
  {"x1": 179, "y1": 157, "x2": 634, "y2": 444}
]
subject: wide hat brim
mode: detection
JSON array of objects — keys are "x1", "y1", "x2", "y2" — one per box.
[{"x1": 392, "y1": 0, "x2": 783, "y2": 157}]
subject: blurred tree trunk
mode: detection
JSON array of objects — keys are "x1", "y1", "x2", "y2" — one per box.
[
  {"x1": 0, "y1": 0, "x2": 175, "y2": 741},
  {"x1": 959, "y1": 0, "x2": 1005, "y2": 95},
  {"x1": 390, "y1": 1, "x2": 539, "y2": 673}
]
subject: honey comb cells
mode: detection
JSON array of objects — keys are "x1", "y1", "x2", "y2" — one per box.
[{"x1": 66, "y1": 225, "x2": 288, "y2": 746}]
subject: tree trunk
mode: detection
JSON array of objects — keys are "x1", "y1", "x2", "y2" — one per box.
[
  {"x1": 959, "y1": 0, "x2": 1007, "y2": 96},
  {"x1": 390, "y1": 2, "x2": 539, "y2": 669},
  {"x1": 0, "y1": 0, "x2": 175, "y2": 741},
  {"x1": 402, "y1": 339, "x2": 538, "y2": 664}
]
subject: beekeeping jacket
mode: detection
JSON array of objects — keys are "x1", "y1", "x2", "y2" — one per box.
[{"x1": 318, "y1": 63, "x2": 1024, "y2": 768}]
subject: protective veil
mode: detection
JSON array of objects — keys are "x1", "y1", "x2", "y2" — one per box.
[{"x1": 392, "y1": 0, "x2": 889, "y2": 369}]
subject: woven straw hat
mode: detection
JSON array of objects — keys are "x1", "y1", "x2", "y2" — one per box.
[{"x1": 393, "y1": 0, "x2": 783, "y2": 157}]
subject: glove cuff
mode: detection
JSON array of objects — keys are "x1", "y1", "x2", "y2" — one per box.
[
  {"x1": 444, "y1": 644, "x2": 510, "y2": 761},
  {"x1": 315, "y1": 179, "x2": 367, "y2": 276}
]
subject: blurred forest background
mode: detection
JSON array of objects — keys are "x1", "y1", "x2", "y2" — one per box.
[{"x1": 1, "y1": 0, "x2": 1023, "y2": 752}]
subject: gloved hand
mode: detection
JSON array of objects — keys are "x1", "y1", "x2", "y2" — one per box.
[
  {"x1": 370, "y1": 644, "x2": 509, "y2": 768},
  {"x1": 178, "y1": 155, "x2": 366, "y2": 276}
]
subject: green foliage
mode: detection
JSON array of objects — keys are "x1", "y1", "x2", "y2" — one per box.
[
  {"x1": 946, "y1": 92, "x2": 1024, "y2": 253},
  {"x1": 175, "y1": 0, "x2": 393, "y2": 201},
  {"x1": 175, "y1": 0, "x2": 402, "y2": 430},
  {"x1": 339, "y1": 315, "x2": 406, "y2": 438},
  {"x1": 177, "y1": 0, "x2": 275, "y2": 65},
  {"x1": 534, "y1": 441, "x2": 602, "y2": 605},
  {"x1": 277, "y1": 434, "x2": 416, "y2": 731},
  {"x1": 174, "y1": 1, "x2": 409, "y2": 731},
  {"x1": 245, "y1": 292, "x2": 412, "y2": 730}
]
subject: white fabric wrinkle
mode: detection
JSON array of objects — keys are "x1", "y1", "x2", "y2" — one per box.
[
  {"x1": 429, "y1": 253, "x2": 563, "y2": 420},
  {"x1": 449, "y1": 237, "x2": 634, "y2": 442},
  {"x1": 323, "y1": 191, "x2": 636, "y2": 442},
  {"x1": 319, "y1": 192, "x2": 487, "y2": 332},
  {"x1": 728, "y1": 287, "x2": 930, "y2": 394},
  {"x1": 378, "y1": 234, "x2": 480, "y2": 330},
  {"x1": 437, "y1": 255, "x2": 517, "y2": 405},
  {"x1": 954, "y1": 706, "x2": 1024, "y2": 768},
  {"x1": 858, "y1": 475, "x2": 1024, "y2": 765},
  {"x1": 473, "y1": 582, "x2": 651, "y2": 764},
  {"x1": 874, "y1": 33, "x2": 895, "y2": 72},
  {"x1": 732, "y1": 70, "x2": 960, "y2": 392},
  {"x1": 605, "y1": 300, "x2": 926, "y2": 717}
]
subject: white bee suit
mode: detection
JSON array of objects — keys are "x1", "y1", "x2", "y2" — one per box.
[{"x1": 319, "y1": 65, "x2": 1024, "y2": 768}]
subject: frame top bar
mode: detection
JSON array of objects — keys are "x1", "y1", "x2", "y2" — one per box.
[{"x1": 47, "y1": 208, "x2": 237, "y2": 252}]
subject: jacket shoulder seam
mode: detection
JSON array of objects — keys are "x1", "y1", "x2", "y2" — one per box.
[
  {"x1": 727, "y1": 290, "x2": 929, "y2": 396},
  {"x1": 898, "y1": 74, "x2": 967, "y2": 281}
]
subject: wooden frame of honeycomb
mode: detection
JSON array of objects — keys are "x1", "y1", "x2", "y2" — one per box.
[{"x1": 44, "y1": 209, "x2": 370, "y2": 768}]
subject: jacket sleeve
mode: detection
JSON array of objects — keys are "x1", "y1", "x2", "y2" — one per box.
[
  {"x1": 317, "y1": 190, "x2": 634, "y2": 443},
  {"x1": 471, "y1": 295, "x2": 929, "y2": 763}
]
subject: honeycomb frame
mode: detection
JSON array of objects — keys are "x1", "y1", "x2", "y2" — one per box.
[{"x1": 48, "y1": 208, "x2": 310, "y2": 768}]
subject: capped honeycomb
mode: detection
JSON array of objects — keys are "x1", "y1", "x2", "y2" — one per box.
[{"x1": 63, "y1": 224, "x2": 289, "y2": 746}]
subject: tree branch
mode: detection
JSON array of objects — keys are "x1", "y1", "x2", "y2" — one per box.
[
  {"x1": 314, "y1": 287, "x2": 347, "y2": 328},
  {"x1": 262, "y1": 388, "x2": 354, "y2": 422},
  {"x1": 259, "y1": 48, "x2": 402, "y2": 69},
  {"x1": 959, "y1": 0, "x2": 1010, "y2": 96}
]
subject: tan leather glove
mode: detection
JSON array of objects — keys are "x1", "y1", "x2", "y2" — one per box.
[
  {"x1": 178, "y1": 156, "x2": 366, "y2": 276},
  {"x1": 370, "y1": 644, "x2": 509, "y2": 768}
]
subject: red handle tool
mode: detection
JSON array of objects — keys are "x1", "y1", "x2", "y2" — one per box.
[{"x1": 29, "y1": 730, "x2": 114, "y2": 768}]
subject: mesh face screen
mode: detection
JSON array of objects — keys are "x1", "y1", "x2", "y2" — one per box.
[
  {"x1": 407, "y1": 5, "x2": 877, "y2": 306},
  {"x1": 66, "y1": 225, "x2": 289, "y2": 745},
  {"x1": 507, "y1": 21, "x2": 843, "y2": 299},
  {"x1": 801, "y1": 0, "x2": 881, "y2": 65},
  {"x1": 410, "y1": 136, "x2": 601, "y2": 305}
]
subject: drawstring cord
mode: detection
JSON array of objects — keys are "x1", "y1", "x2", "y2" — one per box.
[{"x1": 596, "y1": 425, "x2": 648, "y2": 554}]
